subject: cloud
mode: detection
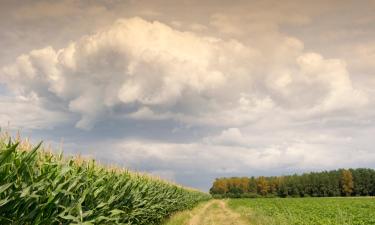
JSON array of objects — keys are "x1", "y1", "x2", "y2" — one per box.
[
  {"x1": 0, "y1": 94, "x2": 70, "y2": 130},
  {"x1": 343, "y1": 42, "x2": 375, "y2": 75},
  {"x1": 203, "y1": 128, "x2": 248, "y2": 146},
  {"x1": 1, "y1": 17, "x2": 367, "y2": 130},
  {"x1": 189, "y1": 23, "x2": 207, "y2": 31},
  {"x1": 209, "y1": 1, "x2": 312, "y2": 36},
  {"x1": 86, "y1": 129, "x2": 375, "y2": 190}
]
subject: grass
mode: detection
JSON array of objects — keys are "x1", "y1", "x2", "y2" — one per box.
[
  {"x1": 228, "y1": 197, "x2": 375, "y2": 225},
  {"x1": 0, "y1": 133, "x2": 210, "y2": 225}
]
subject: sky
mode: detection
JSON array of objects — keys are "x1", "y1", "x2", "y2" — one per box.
[{"x1": 1, "y1": 0, "x2": 375, "y2": 191}]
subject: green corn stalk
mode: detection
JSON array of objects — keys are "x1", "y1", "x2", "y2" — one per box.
[{"x1": 0, "y1": 138, "x2": 211, "y2": 225}]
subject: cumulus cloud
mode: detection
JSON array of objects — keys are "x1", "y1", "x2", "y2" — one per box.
[{"x1": 0, "y1": 17, "x2": 367, "y2": 130}]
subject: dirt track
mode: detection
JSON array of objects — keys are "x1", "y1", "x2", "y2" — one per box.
[{"x1": 188, "y1": 200, "x2": 248, "y2": 225}]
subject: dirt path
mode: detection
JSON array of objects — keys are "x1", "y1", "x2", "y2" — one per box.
[
  {"x1": 188, "y1": 200, "x2": 249, "y2": 225},
  {"x1": 187, "y1": 200, "x2": 216, "y2": 225}
]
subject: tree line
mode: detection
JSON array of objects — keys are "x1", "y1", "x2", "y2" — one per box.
[{"x1": 210, "y1": 168, "x2": 375, "y2": 198}]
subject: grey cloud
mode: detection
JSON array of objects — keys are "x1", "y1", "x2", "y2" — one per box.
[
  {"x1": 72, "y1": 127, "x2": 375, "y2": 191},
  {"x1": 0, "y1": 95, "x2": 71, "y2": 130}
]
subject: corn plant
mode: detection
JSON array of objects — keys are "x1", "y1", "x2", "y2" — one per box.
[{"x1": 0, "y1": 138, "x2": 210, "y2": 225}]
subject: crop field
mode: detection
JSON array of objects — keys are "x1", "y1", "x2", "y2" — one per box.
[
  {"x1": 0, "y1": 135, "x2": 210, "y2": 225},
  {"x1": 228, "y1": 198, "x2": 375, "y2": 225}
]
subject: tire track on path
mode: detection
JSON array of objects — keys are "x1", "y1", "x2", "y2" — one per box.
[{"x1": 188, "y1": 200, "x2": 249, "y2": 225}]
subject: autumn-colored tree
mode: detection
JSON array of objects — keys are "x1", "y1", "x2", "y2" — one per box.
[
  {"x1": 210, "y1": 178, "x2": 228, "y2": 194},
  {"x1": 341, "y1": 169, "x2": 353, "y2": 196},
  {"x1": 239, "y1": 177, "x2": 250, "y2": 193},
  {"x1": 257, "y1": 176, "x2": 269, "y2": 196}
]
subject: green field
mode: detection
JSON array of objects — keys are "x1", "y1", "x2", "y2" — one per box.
[{"x1": 228, "y1": 198, "x2": 375, "y2": 225}]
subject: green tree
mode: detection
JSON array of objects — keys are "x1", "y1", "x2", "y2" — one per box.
[{"x1": 248, "y1": 177, "x2": 257, "y2": 193}]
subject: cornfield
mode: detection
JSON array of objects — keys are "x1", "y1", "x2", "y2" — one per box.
[{"x1": 0, "y1": 136, "x2": 210, "y2": 225}]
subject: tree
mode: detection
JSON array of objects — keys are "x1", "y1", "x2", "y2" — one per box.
[
  {"x1": 257, "y1": 176, "x2": 269, "y2": 196},
  {"x1": 276, "y1": 176, "x2": 288, "y2": 197},
  {"x1": 248, "y1": 177, "x2": 257, "y2": 193},
  {"x1": 210, "y1": 178, "x2": 228, "y2": 194},
  {"x1": 209, "y1": 168, "x2": 375, "y2": 198},
  {"x1": 239, "y1": 177, "x2": 250, "y2": 193},
  {"x1": 341, "y1": 169, "x2": 353, "y2": 196},
  {"x1": 268, "y1": 177, "x2": 277, "y2": 195}
]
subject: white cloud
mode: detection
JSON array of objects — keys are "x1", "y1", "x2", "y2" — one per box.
[{"x1": 1, "y1": 17, "x2": 367, "y2": 130}]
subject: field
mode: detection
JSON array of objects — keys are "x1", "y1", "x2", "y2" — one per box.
[
  {"x1": 2, "y1": 134, "x2": 375, "y2": 225},
  {"x1": 164, "y1": 198, "x2": 375, "y2": 225},
  {"x1": 0, "y1": 135, "x2": 210, "y2": 225},
  {"x1": 228, "y1": 198, "x2": 375, "y2": 225}
]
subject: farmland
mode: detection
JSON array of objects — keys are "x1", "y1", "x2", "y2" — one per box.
[
  {"x1": 2, "y1": 135, "x2": 375, "y2": 225},
  {"x1": 2, "y1": 133, "x2": 375, "y2": 225},
  {"x1": 228, "y1": 198, "x2": 375, "y2": 225},
  {"x1": 165, "y1": 197, "x2": 375, "y2": 225},
  {"x1": 0, "y1": 135, "x2": 210, "y2": 225}
]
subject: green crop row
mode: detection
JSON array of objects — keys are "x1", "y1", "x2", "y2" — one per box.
[{"x1": 0, "y1": 137, "x2": 210, "y2": 225}]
